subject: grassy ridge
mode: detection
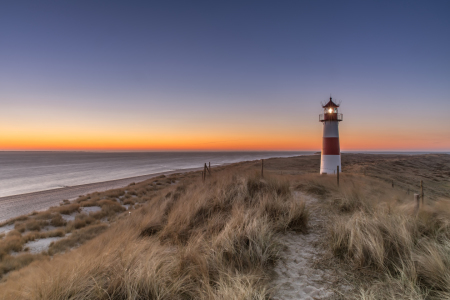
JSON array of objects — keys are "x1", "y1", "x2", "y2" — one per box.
[
  {"x1": 0, "y1": 172, "x2": 307, "y2": 299},
  {"x1": 301, "y1": 174, "x2": 450, "y2": 299}
]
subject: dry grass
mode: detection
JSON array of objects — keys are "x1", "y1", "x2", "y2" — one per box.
[
  {"x1": 49, "y1": 214, "x2": 66, "y2": 227},
  {"x1": 1, "y1": 154, "x2": 448, "y2": 299},
  {"x1": 0, "y1": 172, "x2": 307, "y2": 299},
  {"x1": 322, "y1": 175, "x2": 450, "y2": 299},
  {"x1": 48, "y1": 224, "x2": 108, "y2": 255},
  {"x1": 0, "y1": 229, "x2": 65, "y2": 278},
  {"x1": 50, "y1": 203, "x2": 80, "y2": 215},
  {"x1": 67, "y1": 214, "x2": 97, "y2": 231},
  {"x1": 0, "y1": 231, "x2": 23, "y2": 257},
  {"x1": 0, "y1": 254, "x2": 48, "y2": 281}
]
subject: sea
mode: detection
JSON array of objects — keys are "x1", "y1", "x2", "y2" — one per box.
[{"x1": 0, "y1": 151, "x2": 312, "y2": 198}]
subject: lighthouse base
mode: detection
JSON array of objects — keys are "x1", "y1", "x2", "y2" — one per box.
[{"x1": 320, "y1": 154, "x2": 341, "y2": 174}]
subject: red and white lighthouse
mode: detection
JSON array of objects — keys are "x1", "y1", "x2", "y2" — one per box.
[{"x1": 319, "y1": 97, "x2": 343, "y2": 174}]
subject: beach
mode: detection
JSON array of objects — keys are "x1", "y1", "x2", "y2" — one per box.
[
  {"x1": 0, "y1": 151, "x2": 309, "y2": 223},
  {"x1": 0, "y1": 167, "x2": 200, "y2": 223}
]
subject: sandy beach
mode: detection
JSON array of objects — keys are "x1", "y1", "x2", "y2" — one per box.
[{"x1": 0, "y1": 167, "x2": 200, "y2": 223}]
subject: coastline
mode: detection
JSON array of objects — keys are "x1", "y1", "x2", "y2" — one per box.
[
  {"x1": 0, "y1": 166, "x2": 202, "y2": 223},
  {"x1": 2, "y1": 152, "x2": 448, "y2": 224}
]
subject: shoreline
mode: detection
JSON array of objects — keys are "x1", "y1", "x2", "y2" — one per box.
[
  {"x1": 2, "y1": 152, "x2": 447, "y2": 224},
  {"x1": 0, "y1": 166, "x2": 202, "y2": 223}
]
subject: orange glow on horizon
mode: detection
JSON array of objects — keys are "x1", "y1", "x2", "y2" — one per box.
[
  {"x1": 2, "y1": 109, "x2": 449, "y2": 152},
  {"x1": 2, "y1": 132, "x2": 449, "y2": 151}
]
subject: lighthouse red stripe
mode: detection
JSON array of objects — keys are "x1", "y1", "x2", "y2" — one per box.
[{"x1": 322, "y1": 137, "x2": 340, "y2": 155}]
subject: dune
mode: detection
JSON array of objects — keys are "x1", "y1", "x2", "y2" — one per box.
[{"x1": 0, "y1": 153, "x2": 449, "y2": 299}]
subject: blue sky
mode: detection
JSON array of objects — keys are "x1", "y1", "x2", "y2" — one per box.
[{"x1": 1, "y1": 1, "x2": 449, "y2": 150}]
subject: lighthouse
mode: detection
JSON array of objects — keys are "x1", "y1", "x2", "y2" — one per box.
[{"x1": 319, "y1": 97, "x2": 343, "y2": 174}]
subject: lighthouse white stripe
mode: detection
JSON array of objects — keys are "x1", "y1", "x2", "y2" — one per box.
[
  {"x1": 320, "y1": 155, "x2": 341, "y2": 174},
  {"x1": 322, "y1": 122, "x2": 339, "y2": 138}
]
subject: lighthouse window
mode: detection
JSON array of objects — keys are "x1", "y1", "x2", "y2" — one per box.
[{"x1": 328, "y1": 108, "x2": 333, "y2": 113}]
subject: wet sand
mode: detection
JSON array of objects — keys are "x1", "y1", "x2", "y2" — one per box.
[{"x1": 0, "y1": 167, "x2": 201, "y2": 223}]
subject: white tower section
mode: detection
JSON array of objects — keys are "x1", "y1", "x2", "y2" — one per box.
[{"x1": 319, "y1": 97, "x2": 343, "y2": 174}]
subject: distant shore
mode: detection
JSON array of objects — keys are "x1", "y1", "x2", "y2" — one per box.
[{"x1": 0, "y1": 167, "x2": 202, "y2": 223}]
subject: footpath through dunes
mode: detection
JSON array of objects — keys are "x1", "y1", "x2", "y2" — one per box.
[{"x1": 270, "y1": 191, "x2": 346, "y2": 299}]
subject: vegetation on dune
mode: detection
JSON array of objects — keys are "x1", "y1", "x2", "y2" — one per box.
[
  {"x1": 314, "y1": 174, "x2": 450, "y2": 300},
  {"x1": 0, "y1": 154, "x2": 449, "y2": 299},
  {"x1": 0, "y1": 173, "x2": 307, "y2": 299}
]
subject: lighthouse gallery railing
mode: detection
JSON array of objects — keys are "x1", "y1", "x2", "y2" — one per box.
[{"x1": 319, "y1": 113, "x2": 343, "y2": 121}]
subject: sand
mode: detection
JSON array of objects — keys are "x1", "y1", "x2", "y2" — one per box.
[
  {"x1": 24, "y1": 236, "x2": 65, "y2": 254},
  {"x1": 271, "y1": 192, "x2": 340, "y2": 299},
  {"x1": 0, "y1": 167, "x2": 200, "y2": 223}
]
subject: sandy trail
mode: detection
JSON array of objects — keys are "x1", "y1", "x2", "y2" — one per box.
[{"x1": 271, "y1": 192, "x2": 337, "y2": 300}]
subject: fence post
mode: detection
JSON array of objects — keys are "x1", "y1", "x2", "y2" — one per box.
[
  {"x1": 337, "y1": 166, "x2": 339, "y2": 186},
  {"x1": 414, "y1": 193, "x2": 420, "y2": 214},
  {"x1": 392, "y1": 180, "x2": 394, "y2": 188},
  {"x1": 261, "y1": 159, "x2": 264, "y2": 178},
  {"x1": 420, "y1": 180, "x2": 424, "y2": 206},
  {"x1": 209, "y1": 162, "x2": 211, "y2": 174}
]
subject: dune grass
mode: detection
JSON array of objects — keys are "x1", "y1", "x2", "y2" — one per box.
[
  {"x1": 1, "y1": 154, "x2": 448, "y2": 299},
  {"x1": 0, "y1": 173, "x2": 170, "y2": 269},
  {"x1": 313, "y1": 174, "x2": 450, "y2": 300},
  {"x1": 0, "y1": 172, "x2": 307, "y2": 299}
]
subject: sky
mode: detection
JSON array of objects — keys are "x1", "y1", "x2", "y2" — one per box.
[{"x1": 1, "y1": 1, "x2": 449, "y2": 151}]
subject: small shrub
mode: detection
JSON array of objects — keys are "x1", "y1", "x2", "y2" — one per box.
[
  {"x1": 68, "y1": 214, "x2": 96, "y2": 230},
  {"x1": 123, "y1": 198, "x2": 135, "y2": 205},
  {"x1": 50, "y1": 214, "x2": 67, "y2": 227},
  {"x1": 52, "y1": 203, "x2": 80, "y2": 215},
  {"x1": 0, "y1": 231, "x2": 24, "y2": 254},
  {"x1": 14, "y1": 219, "x2": 46, "y2": 232},
  {"x1": 286, "y1": 201, "x2": 308, "y2": 232},
  {"x1": 33, "y1": 212, "x2": 52, "y2": 220}
]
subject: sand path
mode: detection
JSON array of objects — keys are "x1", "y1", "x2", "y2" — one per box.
[{"x1": 271, "y1": 192, "x2": 337, "y2": 299}]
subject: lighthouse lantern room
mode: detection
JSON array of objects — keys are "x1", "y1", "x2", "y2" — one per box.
[{"x1": 319, "y1": 97, "x2": 343, "y2": 174}]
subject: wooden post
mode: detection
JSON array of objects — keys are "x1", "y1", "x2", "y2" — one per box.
[
  {"x1": 204, "y1": 163, "x2": 207, "y2": 180},
  {"x1": 420, "y1": 180, "x2": 424, "y2": 206},
  {"x1": 261, "y1": 159, "x2": 264, "y2": 178},
  {"x1": 208, "y1": 162, "x2": 211, "y2": 174},
  {"x1": 414, "y1": 193, "x2": 420, "y2": 214},
  {"x1": 337, "y1": 165, "x2": 339, "y2": 186},
  {"x1": 392, "y1": 180, "x2": 394, "y2": 188}
]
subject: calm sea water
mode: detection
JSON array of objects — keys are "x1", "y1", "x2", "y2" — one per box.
[{"x1": 0, "y1": 151, "x2": 311, "y2": 197}]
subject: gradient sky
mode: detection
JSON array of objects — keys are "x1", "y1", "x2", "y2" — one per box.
[{"x1": 1, "y1": 1, "x2": 449, "y2": 151}]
